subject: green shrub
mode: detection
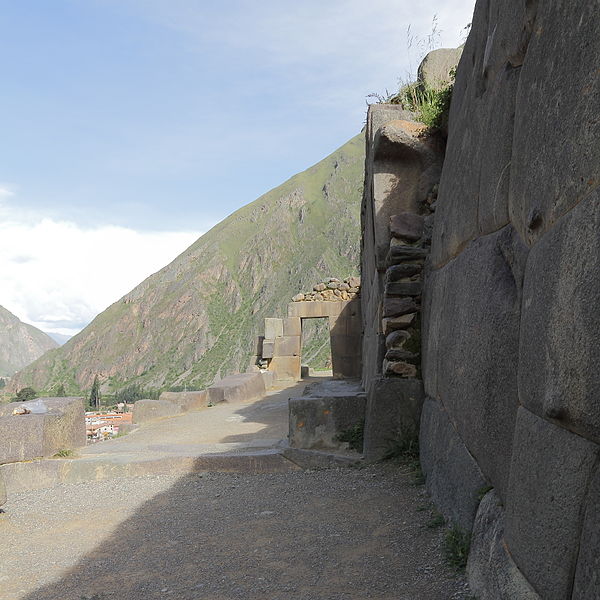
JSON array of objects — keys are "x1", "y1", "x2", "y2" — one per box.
[
  {"x1": 335, "y1": 421, "x2": 364, "y2": 452},
  {"x1": 12, "y1": 387, "x2": 37, "y2": 402},
  {"x1": 443, "y1": 525, "x2": 471, "y2": 570}
]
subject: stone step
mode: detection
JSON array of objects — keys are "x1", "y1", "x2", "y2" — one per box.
[{"x1": 0, "y1": 449, "x2": 301, "y2": 494}]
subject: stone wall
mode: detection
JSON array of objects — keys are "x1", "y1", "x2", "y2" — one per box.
[
  {"x1": 418, "y1": 1, "x2": 600, "y2": 598},
  {"x1": 360, "y1": 104, "x2": 445, "y2": 460}
]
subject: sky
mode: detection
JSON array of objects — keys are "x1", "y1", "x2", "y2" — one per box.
[{"x1": 0, "y1": 0, "x2": 475, "y2": 336}]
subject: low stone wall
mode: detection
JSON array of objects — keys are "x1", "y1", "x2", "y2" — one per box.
[{"x1": 133, "y1": 373, "x2": 267, "y2": 424}]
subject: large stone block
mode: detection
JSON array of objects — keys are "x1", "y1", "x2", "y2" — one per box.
[
  {"x1": 419, "y1": 398, "x2": 486, "y2": 531},
  {"x1": 274, "y1": 335, "x2": 301, "y2": 357},
  {"x1": 468, "y1": 489, "x2": 541, "y2": 600},
  {"x1": 509, "y1": 0, "x2": 600, "y2": 245},
  {"x1": 282, "y1": 317, "x2": 301, "y2": 337},
  {"x1": 132, "y1": 399, "x2": 184, "y2": 424},
  {"x1": 573, "y1": 466, "x2": 600, "y2": 599},
  {"x1": 262, "y1": 339, "x2": 275, "y2": 359},
  {"x1": 287, "y1": 300, "x2": 347, "y2": 319},
  {"x1": 363, "y1": 377, "x2": 423, "y2": 462},
  {"x1": 264, "y1": 318, "x2": 283, "y2": 340},
  {"x1": 268, "y1": 356, "x2": 301, "y2": 381},
  {"x1": 505, "y1": 407, "x2": 600, "y2": 600},
  {"x1": 430, "y1": 0, "x2": 539, "y2": 265},
  {"x1": 330, "y1": 334, "x2": 362, "y2": 379},
  {"x1": 0, "y1": 397, "x2": 86, "y2": 464},
  {"x1": 519, "y1": 192, "x2": 600, "y2": 443},
  {"x1": 158, "y1": 390, "x2": 209, "y2": 411},
  {"x1": 207, "y1": 372, "x2": 266, "y2": 404},
  {"x1": 289, "y1": 394, "x2": 366, "y2": 452},
  {"x1": 423, "y1": 226, "x2": 527, "y2": 499}
]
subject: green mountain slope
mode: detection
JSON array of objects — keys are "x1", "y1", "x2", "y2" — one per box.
[
  {"x1": 0, "y1": 306, "x2": 58, "y2": 376},
  {"x1": 10, "y1": 133, "x2": 365, "y2": 394}
]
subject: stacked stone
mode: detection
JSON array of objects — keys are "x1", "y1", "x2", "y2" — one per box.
[
  {"x1": 291, "y1": 276, "x2": 360, "y2": 302},
  {"x1": 381, "y1": 211, "x2": 430, "y2": 379}
]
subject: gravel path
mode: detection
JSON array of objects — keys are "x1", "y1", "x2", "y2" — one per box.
[{"x1": 0, "y1": 464, "x2": 471, "y2": 600}]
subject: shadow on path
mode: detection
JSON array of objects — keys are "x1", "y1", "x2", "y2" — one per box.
[{"x1": 16, "y1": 465, "x2": 469, "y2": 600}]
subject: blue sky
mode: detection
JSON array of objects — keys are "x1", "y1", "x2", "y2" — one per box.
[{"x1": 0, "y1": 0, "x2": 475, "y2": 334}]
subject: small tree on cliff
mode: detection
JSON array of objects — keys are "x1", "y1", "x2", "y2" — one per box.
[
  {"x1": 54, "y1": 383, "x2": 66, "y2": 397},
  {"x1": 89, "y1": 376, "x2": 101, "y2": 410}
]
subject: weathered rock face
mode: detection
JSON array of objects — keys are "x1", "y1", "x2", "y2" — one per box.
[
  {"x1": 417, "y1": 1, "x2": 600, "y2": 598},
  {"x1": 0, "y1": 305, "x2": 57, "y2": 376}
]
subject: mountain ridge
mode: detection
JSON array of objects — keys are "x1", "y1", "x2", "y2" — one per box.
[
  {"x1": 9, "y1": 132, "x2": 365, "y2": 394},
  {"x1": 0, "y1": 305, "x2": 58, "y2": 377}
]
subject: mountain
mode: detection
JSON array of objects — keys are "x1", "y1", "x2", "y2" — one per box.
[
  {"x1": 9, "y1": 133, "x2": 365, "y2": 394},
  {"x1": 45, "y1": 332, "x2": 72, "y2": 346},
  {"x1": 0, "y1": 306, "x2": 58, "y2": 376}
]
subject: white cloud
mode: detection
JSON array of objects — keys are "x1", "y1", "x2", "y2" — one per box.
[{"x1": 0, "y1": 200, "x2": 201, "y2": 335}]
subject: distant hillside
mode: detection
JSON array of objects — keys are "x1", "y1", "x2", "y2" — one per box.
[
  {"x1": 10, "y1": 133, "x2": 365, "y2": 394},
  {"x1": 46, "y1": 332, "x2": 72, "y2": 346},
  {"x1": 0, "y1": 306, "x2": 58, "y2": 376}
]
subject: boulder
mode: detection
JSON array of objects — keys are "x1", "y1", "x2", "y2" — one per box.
[
  {"x1": 382, "y1": 360, "x2": 417, "y2": 378},
  {"x1": 382, "y1": 314, "x2": 416, "y2": 335},
  {"x1": 387, "y1": 245, "x2": 428, "y2": 265},
  {"x1": 518, "y1": 191, "x2": 600, "y2": 443},
  {"x1": 468, "y1": 489, "x2": 541, "y2": 599},
  {"x1": 389, "y1": 213, "x2": 425, "y2": 242},
  {"x1": 422, "y1": 226, "x2": 527, "y2": 501},
  {"x1": 382, "y1": 297, "x2": 419, "y2": 318},
  {"x1": 420, "y1": 398, "x2": 487, "y2": 531},
  {"x1": 384, "y1": 281, "x2": 422, "y2": 297},
  {"x1": 509, "y1": 0, "x2": 600, "y2": 245},
  {"x1": 363, "y1": 377, "x2": 423, "y2": 462},
  {"x1": 386, "y1": 263, "x2": 422, "y2": 281},
  {"x1": 385, "y1": 330, "x2": 410, "y2": 349},
  {"x1": 417, "y1": 47, "x2": 463, "y2": 90},
  {"x1": 573, "y1": 466, "x2": 600, "y2": 599},
  {"x1": 505, "y1": 407, "x2": 599, "y2": 600}
]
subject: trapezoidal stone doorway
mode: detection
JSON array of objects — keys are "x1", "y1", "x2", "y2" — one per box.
[{"x1": 258, "y1": 299, "x2": 362, "y2": 381}]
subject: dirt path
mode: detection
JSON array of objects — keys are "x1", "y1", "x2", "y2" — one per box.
[{"x1": 0, "y1": 464, "x2": 470, "y2": 600}]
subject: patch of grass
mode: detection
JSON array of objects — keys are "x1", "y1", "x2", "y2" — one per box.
[
  {"x1": 426, "y1": 511, "x2": 445, "y2": 528},
  {"x1": 335, "y1": 421, "x2": 364, "y2": 452},
  {"x1": 382, "y1": 423, "x2": 419, "y2": 461},
  {"x1": 443, "y1": 525, "x2": 471, "y2": 571},
  {"x1": 52, "y1": 449, "x2": 75, "y2": 458},
  {"x1": 416, "y1": 505, "x2": 429, "y2": 512},
  {"x1": 476, "y1": 484, "x2": 494, "y2": 501},
  {"x1": 412, "y1": 464, "x2": 426, "y2": 486}
]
